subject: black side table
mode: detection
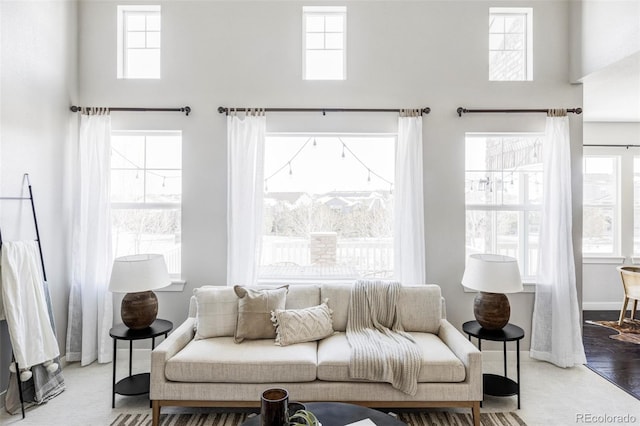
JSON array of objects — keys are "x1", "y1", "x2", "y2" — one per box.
[
  {"x1": 462, "y1": 320, "x2": 524, "y2": 409},
  {"x1": 109, "y1": 319, "x2": 173, "y2": 408}
]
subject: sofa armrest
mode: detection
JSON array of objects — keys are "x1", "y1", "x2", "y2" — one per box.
[
  {"x1": 437, "y1": 319, "x2": 482, "y2": 397},
  {"x1": 150, "y1": 317, "x2": 196, "y2": 395}
]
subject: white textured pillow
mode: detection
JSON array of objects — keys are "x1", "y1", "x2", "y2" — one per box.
[
  {"x1": 271, "y1": 301, "x2": 334, "y2": 346},
  {"x1": 193, "y1": 287, "x2": 238, "y2": 340}
]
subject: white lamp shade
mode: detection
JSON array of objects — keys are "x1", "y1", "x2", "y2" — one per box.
[
  {"x1": 461, "y1": 253, "x2": 523, "y2": 294},
  {"x1": 109, "y1": 254, "x2": 171, "y2": 293}
]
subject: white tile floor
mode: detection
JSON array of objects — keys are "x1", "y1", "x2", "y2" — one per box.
[{"x1": 1, "y1": 350, "x2": 639, "y2": 426}]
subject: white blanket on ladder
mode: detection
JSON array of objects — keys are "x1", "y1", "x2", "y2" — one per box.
[{"x1": 1, "y1": 240, "x2": 59, "y2": 368}]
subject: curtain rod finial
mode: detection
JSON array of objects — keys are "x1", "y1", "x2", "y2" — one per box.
[
  {"x1": 218, "y1": 106, "x2": 228, "y2": 115},
  {"x1": 183, "y1": 106, "x2": 191, "y2": 116},
  {"x1": 457, "y1": 107, "x2": 464, "y2": 117},
  {"x1": 70, "y1": 105, "x2": 80, "y2": 113},
  {"x1": 575, "y1": 107, "x2": 583, "y2": 115}
]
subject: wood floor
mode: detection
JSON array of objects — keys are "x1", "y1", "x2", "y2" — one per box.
[{"x1": 582, "y1": 310, "x2": 640, "y2": 400}]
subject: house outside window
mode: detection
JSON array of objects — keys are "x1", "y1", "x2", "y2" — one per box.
[
  {"x1": 117, "y1": 5, "x2": 161, "y2": 79},
  {"x1": 489, "y1": 7, "x2": 533, "y2": 81},
  {"x1": 111, "y1": 131, "x2": 182, "y2": 276},
  {"x1": 303, "y1": 6, "x2": 346, "y2": 80},
  {"x1": 465, "y1": 133, "x2": 543, "y2": 280},
  {"x1": 260, "y1": 134, "x2": 394, "y2": 282}
]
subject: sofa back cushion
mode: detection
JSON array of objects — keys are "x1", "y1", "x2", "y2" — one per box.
[
  {"x1": 192, "y1": 285, "x2": 321, "y2": 340},
  {"x1": 321, "y1": 284, "x2": 442, "y2": 333}
]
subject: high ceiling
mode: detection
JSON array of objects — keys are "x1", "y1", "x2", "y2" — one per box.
[{"x1": 583, "y1": 52, "x2": 640, "y2": 122}]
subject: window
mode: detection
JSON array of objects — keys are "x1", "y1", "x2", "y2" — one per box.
[
  {"x1": 117, "y1": 5, "x2": 161, "y2": 79},
  {"x1": 303, "y1": 6, "x2": 346, "y2": 80},
  {"x1": 489, "y1": 7, "x2": 533, "y2": 81},
  {"x1": 111, "y1": 131, "x2": 182, "y2": 276},
  {"x1": 583, "y1": 155, "x2": 620, "y2": 255},
  {"x1": 465, "y1": 133, "x2": 543, "y2": 279},
  {"x1": 260, "y1": 134, "x2": 394, "y2": 281}
]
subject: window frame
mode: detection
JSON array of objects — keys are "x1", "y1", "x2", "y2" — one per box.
[
  {"x1": 117, "y1": 5, "x2": 161, "y2": 79},
  {"x1": 302, "y1": 6, "x2": 347, "y2": 81},
  {"x1": 465, "y1": 132, "x2": 544, "y2": 281},
  {"x1": 488, "y1": 7, "x2": 533, "y2": 82},
  {"x1": 110, "y1": 130, "x2": 182, "y2": 278}
]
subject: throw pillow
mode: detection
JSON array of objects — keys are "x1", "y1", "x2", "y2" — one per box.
[
  {"x1": 193, "y1": 287, "x2": 238, "y2": 340},
  {"x1": 271, "y1": 301, "x2": 334, "y2": 346},
  {"x1": 233, "y1": 285, "x2": 289, "y2": 343}
]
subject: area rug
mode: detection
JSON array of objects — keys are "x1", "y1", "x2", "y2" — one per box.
[
  {"x1": 110, "y1": 411, "x2": 527, "y2": 426},
  {"x1": 586, "y1": 318, "x2": 640, "y2": 344}
]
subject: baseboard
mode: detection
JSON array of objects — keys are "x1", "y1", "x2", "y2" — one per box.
[{"x1": 583, "y1": 302, "x2": 626, "y2": 311}]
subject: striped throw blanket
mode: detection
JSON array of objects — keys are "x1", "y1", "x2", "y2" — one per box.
[{"x1": 346, "y1": 280, "x2": 422, "y2": 395}]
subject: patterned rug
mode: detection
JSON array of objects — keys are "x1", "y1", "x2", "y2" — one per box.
[
  {"x1": 586, "y1": 318, "x2": 640, "y2": 344},
  {"x1": 110, "y1": 410, "x2": 527, "y2": 426}
]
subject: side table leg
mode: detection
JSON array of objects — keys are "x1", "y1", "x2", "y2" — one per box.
[
  {"x1": 503, "y1": 341, "x2": 507, "y2": 377},
  {"x1": 112, "y1": 338, "x2": 116, "y2": 408},
  {"x1": 517, "y1": 339, "x2": 521, "y2": 409},
  {"x1": 129, "y1": 340, "x2": 133, "y2": 377}
]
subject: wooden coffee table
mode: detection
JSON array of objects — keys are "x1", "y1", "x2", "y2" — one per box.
[{"x1": 240, "y1": 402, "x2": 406, "y2": 425}]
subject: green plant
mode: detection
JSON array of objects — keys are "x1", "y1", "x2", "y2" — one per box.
[{"x1": 288, "y1": 409, "x2": 320, "y2": 426}]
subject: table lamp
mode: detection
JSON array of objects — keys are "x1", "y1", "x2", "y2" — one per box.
[
  {"x1": 461, "y1": 253, "x2": 523, "y2": 330},
  {"x1": 109, "y1": 254, "x2": 171, "y2": 330}
]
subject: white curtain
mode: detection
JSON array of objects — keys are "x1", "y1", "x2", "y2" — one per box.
[
  {"x1": 394, "y1": 110, "x2": 426, "y2": 285},
  {"x1": 227, "y1": 110, "x2": 266, "y2": 286},
  {"x1": 66, "y1": 108, "x2": 114, "y2": 365},
  {"x1": 530, "y1": 110, "x2": 586, "y2": 368}
]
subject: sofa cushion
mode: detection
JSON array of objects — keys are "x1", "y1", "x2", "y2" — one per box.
[
  {"x1": 272, "y1": 302, "x2": 334, "y2": 346},
  {"x1": 165, "y1": 337, "x2": 318, "y2": 383},
  {"x1": 234, "y1": 285, "x2": 288, "y2": 343},
  {"x1": 317, "y1": 332, "x2": 465, "y2": 383},
  {"x1": 193, "y1": 287, "x2": 238, "y2": 339},
  {"x1": 321, "y1": 284, "x2": 442, "y2": 333}
]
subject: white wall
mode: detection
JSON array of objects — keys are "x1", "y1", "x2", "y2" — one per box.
[
  {"x1": 0, "y1": 0, "x2": 77, "y2": 395},
  {"x1": 571, "y1": 0, "x2": 640, "y2": 81},
  {"x1": 78, "y1": 0, "x2": 582, "y2": 351}
]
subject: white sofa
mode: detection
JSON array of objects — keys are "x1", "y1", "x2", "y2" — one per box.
[{"x1": 150, "y1": 284, "x2": 482, "y2": 426}]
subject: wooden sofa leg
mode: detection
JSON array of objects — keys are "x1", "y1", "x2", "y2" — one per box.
[
  {"x1": 152, "y1": 400, "x2": 160, "y2": 426},
  {"x1": 472, "y1": 401, "x2": 481, "y2": 426}
]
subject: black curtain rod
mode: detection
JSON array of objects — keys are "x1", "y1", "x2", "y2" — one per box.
[
  {"x1": 584, "y1": 144, "x2": 640, "y2": 148},
  {"x1": 457, "y1": 107, "x2": 582, "y2": 117},
  {"x1": 218, "y1": 106, "x2": 430, "y2": 115},
  {"x1": 70, "y1": 106, "x2": 191, "y2": 116}
]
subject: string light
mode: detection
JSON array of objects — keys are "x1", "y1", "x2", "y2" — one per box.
[
  {"x1": 367, "y1": 169, "x2": 371, "y2": 182},
  {"x1": 288, "y1": 162, "x2": 293, "y2": 175},
  {"x1": 111, "y1": 147, "x2": 178, "y2": 184},
  {"x1": 341, "y1": 143, "x2": 346, "y2": 158}
]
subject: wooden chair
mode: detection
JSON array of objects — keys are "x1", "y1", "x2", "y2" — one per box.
[{"x1": 616, "y1": 266, "x2": 640, "y2": 325}]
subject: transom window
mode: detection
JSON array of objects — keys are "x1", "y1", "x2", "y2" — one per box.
[
  {"x1": 111, "y1": 131, "x2": 181, "y2": 276},
  {"x1": 465, "y1": 133, "x2": 543, "y2": 279},
  {"x1": 489, "y1": 7, "x2": 533, "y2": 81},
  {"x1": 303, "y1": 6, "x2": 346, "y2": 80},
  {"x1": 260, "y1": 134, "x2": 394, "y2": 281},
  {"x1": 117, "y1": 5, "x2": 161, "y2": 79}
]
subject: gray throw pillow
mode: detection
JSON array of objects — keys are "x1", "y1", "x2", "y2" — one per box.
[
  {"x1": 233, "y1": 285, "x2": 289, "y2": 343},
  {"x1": 272, "y1": 301, "x2": 334, "y2": 346}
]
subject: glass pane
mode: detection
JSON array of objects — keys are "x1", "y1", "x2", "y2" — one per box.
[
  {"x1": 527, "y1": 171, "x2": 543, "y2": 204},
  {"x1": 489, "y1": 15, "x2": 505, "y2": 33},
  {"x1": 145, "y1": 170, "x2": 181, "y2": 203},
  {"x1": 146, "y1": 14, "x2": 161, "y2": 31},
  {"x1": 146, "y1": 135, "x2": 181, "y2": 169},
  {"x1": 127, "y1": 32, "x2": 146, "y2": 48},
  {"x1": 584, "y1": 156, "x2": 617, "y2": 205},
  {"x1": 126, "y1": 49, "x2": 160, "y2": 78},
  {"x1": 261, "y1": 136, "x2": 394, "y2": 279},
  {"x1": 112, "y1": 135, "x2": 144, "y2": 169},
  {"x1": 489, "y1": 34, "x2": 505, "y2": 50},
  {"x1": 583, "y1": 206, "x2": 614, "y2": 254},
  {"x1": 496, "y1": 211, "x2": 519, "y2": 258},
  {"x1": 306, "y1": 15, "x2": 325, "y2": 32},
  {"x1": 126, "y1": 14, "x2": 146, "y2": 31},
  {"x1": 306, "y1": 33, "x2": 325, "y2": 49},
  {"x1": 505, "y1": 33, "x2": 524, "y2": 50},
  {"x1": 111, "y1": 170, "x2": 144, "y2": 202},
  {"x1": 490, "y1": 50, "x2": 525, "y2": 81},
  {"x1": 504, "y1": 15, "x2": 525, "y2": 33},
  {"x1": 112, "y1": 208, "x2": 181, "y2": 275},
  {"x1": 324, "y1": 15, "x2": 344, "y2": 32},
  {"x1": 634, "y1": 206, "x2": 640, "y2": 254},
  {"x1": 466, "y1": 210, "x2": 492, "y2": 254},
  {"x1": 325, "y1": 33, "x2": 343, "y2": 49},
  {"x1": 527, "y1": 211, "x2": 540, "y2": 277},
  {"x1": 305, "y1": 50, "x2": 344, "y2": 80},
  {"x1": 146, "y1": 32, "x2": 161, "y2": 49}
]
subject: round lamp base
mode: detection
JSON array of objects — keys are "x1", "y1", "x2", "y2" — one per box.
[
  {"x1": 121, "y1": 290, "x2": 158, "y2": 330},
  {"x1": 474, "y1": 292, "x2": 510, "y2": 330}
]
